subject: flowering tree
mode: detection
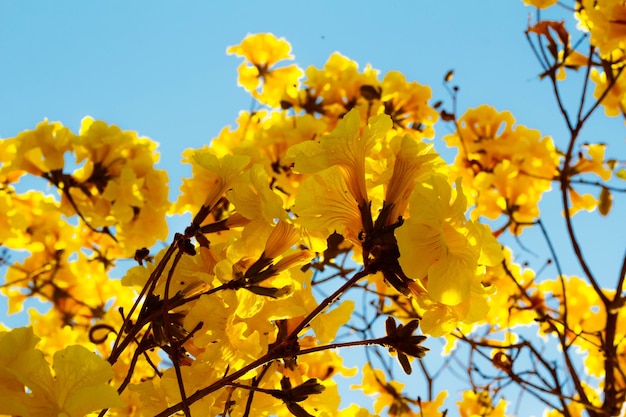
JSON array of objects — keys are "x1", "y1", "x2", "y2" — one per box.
[{"x1": 0, "y1": 1, "x2": 625, "y2": 416}]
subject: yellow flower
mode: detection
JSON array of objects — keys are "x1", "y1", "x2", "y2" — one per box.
[
  {"x1": 65, "y1": 117, "x2": 171, "y2": 252},
  {"x1": 309, "y1": 300, "x2": 354, "y2": 344},
  {"x1": 288, "y1": 108, "x2": 398, "y2": 255},
  {"x1": 227, "y1": 33, "x2": 303, "y2": 107},
  {"x1": 415, "y1": 279, "x2": 491, "y2": 337},
  {"x1": 481, "y1": 248, "x2": 546, "y2": 330},
  {"x1": 0, "y1": 327, "x2": 125, "y2": 417},
  {"x1": 290, "y1": 108, "x2": 392, "y2": 203},
  {"x1": 577, "y1": 0, "x2": 626, "y2": 58},
  {"x1": 457, "y1": 390, "x2": 508, "y2": 417},
  {"x1": 227, "y1": 163, "x2": 287, "y2": 222},
  {"x1": 568, "y1": 186, "x2": 598, "y2": 215},
  {"x1": 354, "y1": 363, "x2": 410, "y2": 416},
  {"x1": 541, "y1": 276, "x2": 606, "y2": 335},
  {"x1": 292, "y1": 165, "x2": 363, "y2": 246},
  {"x1": 0, "y1": 119, "x2": 74, "y2": 177},
  {"x1": 384, "y1": 134, "x2": 441, "y2": 225},
  {"x1": 522, "y1": 0, "x2": 558, "y2": 8},
  {"x1": 397, "y1": 176, "x2": 492, "y2": 305},
  {"x1": 419, "y1": 391, "x2": 448, "y2": 417},
  {"x1": 571, "y1": 143, "x2": 613, "y2": 181},
  {"x1": 380, "y1": 71, "x2": 439, "y2": 137},
  {"x1": 337, "y1": 404, "x2": 378, "y2": 417},
  {"x1": 101, "y1": 165, "x2": 145, "y2": 223},
  {"x1": 444, "y1": 105, "x2": 558, "y2": 233},
  {"x1": 561, "y1": 144, "x2": 613, "y2": 216},
  {"x1": 444, "y1": 105, "x2": 516, "y2": 170},
  {"x1": 263, "y1": 220, "x2": 301, "y2": 259},
  {"x1": 476, "y1": 160, "x2": 548, "y2": 227},
  {"x1": 0, "y1": 190, "x2": 73, "y2": 253},
  {"x1": 228, "y1": 33, "x2": 293, "y2": 76},
  {"x1": 591, "y1": 68, "x2": 626, "y2": 118},
  {"x1": 174, "y1": 149, "x2": 250, "y2": 216},
  {"x1": 302, "y1": 52, "x2": 379, "y2": 118}
]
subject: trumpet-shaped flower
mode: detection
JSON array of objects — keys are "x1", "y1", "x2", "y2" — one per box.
[
  {"x1": 292, "y1": 165, "x2": 363, "y2": 247},
  {"x1": 227, "y1": 33, "x2": 303, "y2": 107},
  {"x1": 380, "y1": 71, "x2": 439, "y2": 137},
  {"x1": 396, "y1": 176, "x2": 502, "y2": 306},
  {"x1": 571, "y1": 143, "x2": 613, "y2": 181},
  {"x1": 301, "y1": 52, "x2": 379, "y2": 118},
  {"x1": 174, "y1": 149, "x2": 250, "y2": 217},
  {"x1": 0, "y1": 327, "x2": 124, "y2": 417},
  {"x1": 227, "y1": 163, "x2": 287, "y2": 222},
  {"x1": 0, "y1": 120, "x2": 74, "y2": 178},
  {"x1": 290, "y1": 108, "x2": 392, "y2": 203},
  {"x1": 591, "y1": 67, "x2": 626, "y2": 118},
  {"x1": 384, "y1": 134, "x2": 441, "y2": 225}
]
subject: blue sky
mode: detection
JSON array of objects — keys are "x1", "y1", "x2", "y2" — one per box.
[{"x1": 1, "y1": 1, "x2": 625, "y2": 416}]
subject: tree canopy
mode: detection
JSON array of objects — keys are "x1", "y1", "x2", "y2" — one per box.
[{"x1": 1, "y1": 1, "x2": 625, "y2": 416}]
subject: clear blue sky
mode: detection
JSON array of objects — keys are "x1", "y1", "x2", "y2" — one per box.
[{"x1": 1, "y1": 1, "x2": 624, "y2": 416}]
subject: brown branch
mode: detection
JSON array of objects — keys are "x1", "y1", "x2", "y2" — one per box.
[
  {"x1": 153, "y1": 353, "x2": 273, "y2": 417},
  {"x1": 160, "y1": 248, "x2": 191, "y2": 417},
  {"x1": 576, "y1": 45, "x2": 596, "y2": 123},
  {"x1": 286, "y1": 268, "x2": 369, "y2": 339},
  {"x1": 580, "y1": 65, "x2": 625, "y2": 126},
  {"x1": 108, "y1": 238, "x2": 180, "y2": 363}
]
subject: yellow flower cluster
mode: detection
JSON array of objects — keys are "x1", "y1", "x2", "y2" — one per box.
[
  {"x1": 524, "y1": 0, "x2": 626, "y2": 125},
  {"x1": 576, "y1": 0, "x2": 626, "y2": 119},
  {"x1": 122, "y1": 32, "x2": 503, "y2": 414},
  {"x1": 1, "y1": 118, "x2": 170, "y2": 254},
  {"x1": 524, "y1": 0, "x2": 558, "y2": 8},
  {"x1": 444, "y1": 105, "x2": 559, "y2": 233},
  {"x1": 539, "y1": 277, "x2": 626, "y2": 397},
  {"x1": 0, "y1": 119, "x2": 169, "y2": 336},
  {"x1": 576, "y1": 0, "x2": 626, "y2": 58}
]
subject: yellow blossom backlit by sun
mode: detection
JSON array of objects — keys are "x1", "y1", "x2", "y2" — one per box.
[
  {"x1": 353, "y1": 363, "x2": 409, "y2": 415},
  {"x1": 591, "y1": 67, "x2": 626, "y2": 118},
  {"x1": 61, "y1": 117, "x2": 171, "y2": 253},
  {"x1": 457, "y1": 390, "x2": 508, "y2": 417},
  {"x1": 577, "y1": 0, "x2": 626, "y2": 57},
  {"x1": 444, "y1": 105, "x2": 558, "y2": 234},
  {"x1": 0, "y1": 327, "x2": 125, "y2": 417},
  {"x1": 522, "y1": 0, "x2": 558, "y2": 9},
  {"x1": 301, "y1": 52, "x2": 379, "y2": 119},
  {"x1": 289, "y1": 108, "x2": 392, "y2": 204},
  {"x1": 384, "y1": 133, "x2": 442, "y2": 225},
  {"x1": 292, "y1": 165, "x2": 363, "y2": 248},
  {"x1": 227, "y1": 163, "x2": 287, "y2": 223},
  {"x1": 397, "y1": 175, "x2": 502, "y2": 306},
  {"x1": 227, "y1": 33, "x2": 303, "y2": 107},
  {"x1": 379, "y1": 71, "x2": 439, "y2": 137},
  {"x1": 573, "y1": 143, "x2": 613, "y2": 181},
  {"x1": 2, "y1": 22, "x2": 623, "y2": 417},
  {"x1": 0, "y1": 120, "x2": 74, "y2": 178},
  {"x1": 174, "y1": 148, "x2": 250, "y2": 217}
]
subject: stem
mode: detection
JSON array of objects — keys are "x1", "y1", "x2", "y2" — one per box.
[
  {"x1": 161, "y1": 248, "x2": 191, "y2": 417},
  {"x1": 575, "y1": 45, "x2": 595, "y2": 123},
  {"x1": 296, "y1": 337, "x2": 386, "y2": 356},
  {"x1": 536, "y1": 219, "x2": 569, "y2": 324},
  {"x1": 108, "y1": 240, "x2": 179, "y2": 363},
  {"x1": 286, "y1": 269, "x2": 369, "y2": 339},
  {"x1": 154, "y1": 354, "x2": 273, "y2": 417}
]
